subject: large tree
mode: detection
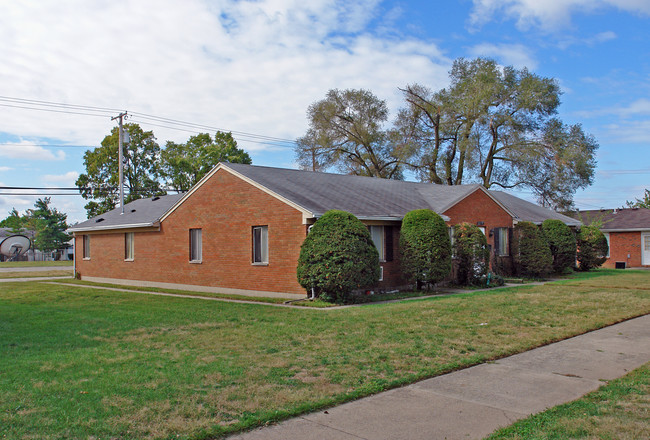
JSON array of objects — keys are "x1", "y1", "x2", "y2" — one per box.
[
  {"x1": 295, "y1": 88, "x2": 404, "y2": 179},
  {"x1": 625, "y1": 189, "x2": 650, "y2": 209},
  {"x1": 26, "y1": 198, "x2": 70, "y2": 254},
  {"x1": 160, "y1": 132, "x2": 252, "y2": 192},
  {"x1": 76, "y1": 123, "x2": 164, "y2": 218},
  {"x1": 396, "y1": 58, "x2": 597, "y2": 210}
]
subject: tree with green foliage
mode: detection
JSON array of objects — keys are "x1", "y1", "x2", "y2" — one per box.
[
  {"x1": 541, "y1": 219, "x2": 577, "y2": 273},
  {"x1": 512, "y1": 221, "x2": 553, "y2": 278},
  {"x1": 297, "y1": 210, "x2": 380, "y2": 303},
  {"x1": 76, "y1": 123, "x2": 164, "y2": 218},
  {"x1": 26, "y1": 198, "x2": 70, "y2": 254},
  {"x1": 160, "y1": 132, "x2": 252, "y2": 192},
  {"x1": 576, "y1": 225, "x2": 609, "y2": 271},
  {"x1": 399, "y1": 209, "x2": 452, "y2": 289},
  {"x1": 625, "y1": 189, "x2": 650, "y2": 209},
  {"x1": 395, "y1": 58, "x2": 597, "y2": 210},
  {"x1": 295, "y1": 88, "x2": 404, "y2": 179},
  {"x1": 453, "y1": 223, "x2": 490, "y2": 285},
  {"x1": 0, "y1": 208, "x2": 27, "y2": 234}
]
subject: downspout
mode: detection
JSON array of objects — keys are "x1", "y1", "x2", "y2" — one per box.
[{"x1": 72, "y1": 233, "x2": 76, "y2": 279}]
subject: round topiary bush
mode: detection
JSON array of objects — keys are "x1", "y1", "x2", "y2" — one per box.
[
  {"x1": 576, "y1": 225, "x2": 609, "y2": 271},
  {"x1": 541, "y1": 219, "x2": 577, "y2": 274},
  {"x1": 512, "y1": 221, "x2": 553, "y2": 278},
  {"x1": 453, "y1": 223, "x2": 490, "y2": 286},
  {"x1": 399, "y1": 209, "x2": 452, "y2": 290},
  {"x1": 297, "y1": 210, "x2": 380, "y2": 303}
]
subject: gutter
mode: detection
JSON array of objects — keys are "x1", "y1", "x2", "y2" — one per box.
[{"x1": 68, "y1": 221, "x2": 160, "y2": 233}]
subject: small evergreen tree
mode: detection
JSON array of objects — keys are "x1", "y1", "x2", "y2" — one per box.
[
  {"x1": 541, "y1": 219, "x2": 577, "y2": 273},
  {"x1": 576, "y1": 225, "x2": 608, "y2": 271},
  {"x1": 27, "y1": 198, "x2": 71, "y2": 255},
  {"x1": 297, "y1": 210, "x2": 380, "y2": 303},
  {"x1": 399, "y1": 209, "x2": 452, "y2": 289},
  {"x1": 512, "y1": 221, "x2": 553, "y2": 278},
  {"x1": 453, "y1": 223, "x2": 490, "y2": 285}
]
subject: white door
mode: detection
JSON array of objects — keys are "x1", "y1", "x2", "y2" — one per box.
[{"x1": 643, "y1": 233, "x2": 650, "y2": 266}]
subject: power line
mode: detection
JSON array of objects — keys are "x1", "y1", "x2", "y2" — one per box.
[{"x1": 0, "y1": 143, "x2": 97, "y2": 148}]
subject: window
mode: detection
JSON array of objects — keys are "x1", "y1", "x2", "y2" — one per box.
[
  {"x1": 124, "y1": 232, "x2": 134, "y2": 260},
  {"x1": 82, "y1": 235, "x2": 90, "y2": 259},
  {"x1": 603, "y1": 232, "x2": 610, "y2": 258},
  {"x1": 368, "y1": 225, "x2": 385, "y2": 261},
  {"x1": 189, "y1": 228, "x2": 202, "y2": 262},
  {"x1": 252, "y1": 226, "x2": 268, "y2": 264},
  {"x1": 494, "y1": 227, "x2": 510, "y2": 256}
]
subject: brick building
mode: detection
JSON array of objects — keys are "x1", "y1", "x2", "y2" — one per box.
[
  {"x1": 570, "y1": 208, "x2": 650, "y2": 268},
  {"x1": 69, "y1": 163, "x2": 580, "y2": 296}
]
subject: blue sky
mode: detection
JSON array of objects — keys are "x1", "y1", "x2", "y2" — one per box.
[{"x1": 0, "y1": 0, "x2": 649, "y2": 223}]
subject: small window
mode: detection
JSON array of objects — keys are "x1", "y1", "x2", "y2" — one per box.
[
  {"x1": 83, "y1": 235, "x2": 90, "y2": 259},
  {"x1": 189, "y1": 228, "x2": 202, "y2": 262},
  {"x1": 368, "y1": 225, "x2": 385, "y2": 261},
  {"x1": 253, "y1": 226, "x2": 268, "y2": 264},
  {"x1": 495, "y1": 228, "x2": 510, "y2": 257},
  {"x1": 603, "y1": 232, "x2": 610, "y2": 258},
  {"x1": 125, "y1": 232, "x2": 134, "y2": 260}
]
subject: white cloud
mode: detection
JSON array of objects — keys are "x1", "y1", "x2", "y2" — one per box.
[
  {"x1": 470, "y1": 0, "x2": 650, "y2": 31},
  {"x1": 42, "y1": 171, "x2": 79, "y2": 184},
  {"x1": 467, "y1": 43, "x2": 538, "y2": 69},
  {"x1": 0, "y1": 166, "x2": 11, "y2": 172},
  {"x1": 0, "y1": 0, "x2": 451, "y2": 153},
  {"x1": 0, "y1": 142, "x2": 65, "y2": 161}
]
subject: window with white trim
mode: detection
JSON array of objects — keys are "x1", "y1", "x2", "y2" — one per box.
[
  {"x1": 368, "y1": 225, "x2": 385, "y2": 261},
  {"x1": 82, "y1": 235, "x2": 91, "y2": 259},
  {"x1": 189, "y1": 228, "x2": 202, "y2": 262},
  {"x1": 252, "y1": 226, "x2": 268, "y2": 264},
  {"x1": 125, "y1": 232, "x2": 134, "y2": 260},
  {"x1": 603, "y1": 232, "x2": 610, "y2": 258},
  {"x1": 495, "y1": 228, "x2": 510, "y2": 256}
]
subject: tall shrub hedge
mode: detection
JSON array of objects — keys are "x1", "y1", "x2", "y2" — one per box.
[
  {"x1": 453, "y1": 223, "x2": 490, "y2": 285},
  {"x1": 296, "y1": 210, "x2": 380, "y2": 303},
  {"x1": 577, "y1": 225, "x2": 609, "y2": 271},
  {"x1": 512, "y1": 221, "x2": 553, "y2": 278},
  {"x1": 399, "y1": 209, "x2": 451, "y2": 289},
  {"x1": 541, "y1": 219, "x2": 577, "y2": 273}
]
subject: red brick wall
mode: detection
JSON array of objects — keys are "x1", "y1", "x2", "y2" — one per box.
[
  {"x1": 443, "y1": 189, "x2": 514, "y2": 251},
  {"x1": 75, "y1": 168, "x2": 308, "y2": 295},
  {"x1": 602, "y1": 231, "x2": 646, "y2": 268}
]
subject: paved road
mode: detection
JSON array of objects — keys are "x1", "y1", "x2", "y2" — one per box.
[{"x1": 229, "y1": 314, "x2": 650, "y2": 440}]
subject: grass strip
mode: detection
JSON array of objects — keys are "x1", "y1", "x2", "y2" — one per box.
[
  {"x1": 0, "y1": 271, "x2": 73, "y2": 279},
  {"x1": 0, "y1": 261, "x2": 73, "y2": 268},
  {"x1": 486, "y1": 363, "x2": 650, "y2": 440}
]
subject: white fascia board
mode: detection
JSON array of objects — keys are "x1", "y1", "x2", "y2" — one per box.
[
  {"x1": 601, "y1": 228, "x2": 650, "y2": 232},
  {"x1": 68, "y1": 222, "x2": 159, "y2": 233}
]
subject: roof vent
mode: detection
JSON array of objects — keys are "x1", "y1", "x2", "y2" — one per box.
[
  {"x1": 152, "y1": 196, "x2": 160, "y2": 201},
  {"x1": 95, "y1": 218, "x2": 105, "y2": 223}
]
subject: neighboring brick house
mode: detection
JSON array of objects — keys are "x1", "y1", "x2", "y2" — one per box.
[
  {"x1": 69, "y1": 163, "x2": 580, "y2": 297},
  {"x1": 570, "y1": 208, "x2": 650, "y2": 268}
]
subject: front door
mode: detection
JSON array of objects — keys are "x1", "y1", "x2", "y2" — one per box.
[{"x1": 643, "y1": 233, "x2": 650, "y2": 266}]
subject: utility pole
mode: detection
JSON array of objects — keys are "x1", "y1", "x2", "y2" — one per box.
[{"x1": 111, "y1": 112, "x2": 127, "y2": 214}]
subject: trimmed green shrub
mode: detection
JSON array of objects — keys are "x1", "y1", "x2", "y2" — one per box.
[
  {"x1": 399, "y1": 209, "x2": 452, "y2": 289},
  {"x1": 453, "y1": 223, "x2": 490, "y2": 286},
  {"x1": 577, "y1": 225, "x2": 609, "y2": 271},
  {"x1": 512, "y1": 221, "x2": 553, "y2": 278},
  {"x1": 297, "y1": 210, "x2": 380, "y2": 303},
  {"x1": 541, "y1": 219, "x2": 577, "y2": 273}
]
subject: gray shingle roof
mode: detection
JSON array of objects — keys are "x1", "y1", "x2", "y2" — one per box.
[
  {"x1": 568, "y1": 208, "x2": 650, "y2": 231},
  {"x1": 69, "y1": 163, "x2": 578, "y2": 232},
  {"x1": 224, "y1": 163, "x2": 478, "y2": 219},
  {"x1": 488, "y1": 191, "x2": 582, "y2": 227},
  {"x1": 68, "y1": 194, "x2": 184, "y2": 232}
]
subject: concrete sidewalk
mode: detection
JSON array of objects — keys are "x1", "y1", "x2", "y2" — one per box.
[{"x1": 229, "y1": 314, "x2": 650, "y2": 440}]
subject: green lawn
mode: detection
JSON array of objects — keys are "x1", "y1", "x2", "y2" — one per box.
[
  {"x1": 1, "y1": 269, "x2": 648, "y2": 439},
  {"x1": 0, "y1": 260, "x2": 73, "y2": 268},
  {"x1": 0, "y1": 271, "x2": 73, "y2": 279},
  {"x1": 487, "y1": 362, "x2": 649, "y2": 440}
]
